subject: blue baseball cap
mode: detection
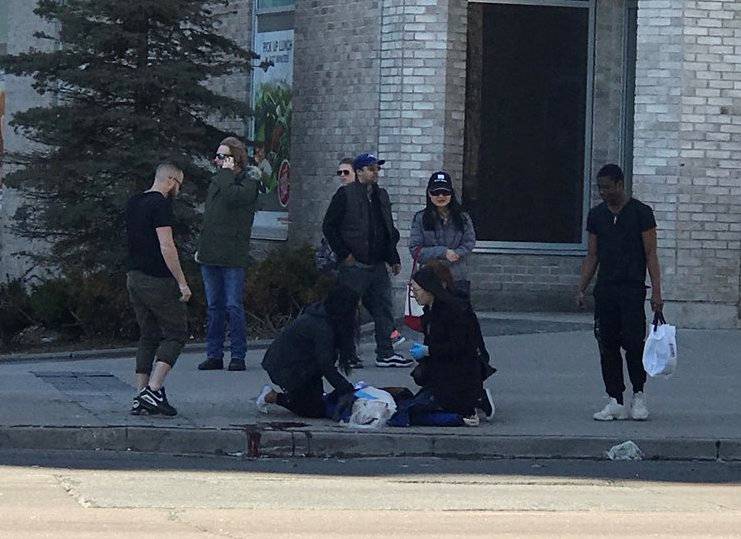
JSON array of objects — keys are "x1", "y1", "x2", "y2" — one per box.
[{"x1": 353, "y1": 153, "x2": 386, "y2": 171}]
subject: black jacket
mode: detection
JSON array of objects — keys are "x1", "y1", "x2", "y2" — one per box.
[
  {"x1": 261, "y1": 303, "x2": 354, "y2": 395},
  {"x1": 322, "y1": 180, "x2": 401, "y2": 265},
  {"x1": 418, "y1": 297, "x2": 484, "y2": 415}
]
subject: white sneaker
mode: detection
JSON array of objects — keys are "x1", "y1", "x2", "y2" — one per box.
[
  {"x1": 631, "y1": 392, "x2": 649, "y2": 421},
  {"x1": 477, "y1": 388, "x2": 495, "y2": 421},
  {"x1": 593, "y1": 398, "x2": 629, "y2": 421},
  {"x1": 256, "y1": 384, "x2": 272, "y2": 414},
  {"x1": 462, "y1": 414, "x2": 480, "y2": 427}
]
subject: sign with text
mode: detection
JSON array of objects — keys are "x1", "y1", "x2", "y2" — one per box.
[{"x1": 251, "y1": 29, "x2": 294, "y2": 241}]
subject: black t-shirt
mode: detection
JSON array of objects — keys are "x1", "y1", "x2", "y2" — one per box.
[
  {"x1": 126, "y1": 191, "x2": 174, "y2": 278},
  {"x1": 586, "y1": 198, "x2": 656, "y2": 286}
]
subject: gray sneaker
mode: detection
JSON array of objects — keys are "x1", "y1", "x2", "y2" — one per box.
[{"x1": 375, "y1": 353, "x2": 415, "y2": 368}]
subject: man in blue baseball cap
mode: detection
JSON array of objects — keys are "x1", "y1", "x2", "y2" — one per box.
[
  {"x1": 322, "y1": 152, "x2": 413, "y2": 368},
  {"x1": 352, "y1": 152, "x2": 386, "y2": 170}
]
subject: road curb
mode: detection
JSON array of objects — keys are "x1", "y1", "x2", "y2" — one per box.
[
  {"x1": 0, "y1": 342, "x2": 268, "y2": 364},
  {"x1": 0, "y1": 323, "x2": 377, "y2": 364},
  {"x1": 0, "y1": 425, "x2": 733, "y2": 461}
]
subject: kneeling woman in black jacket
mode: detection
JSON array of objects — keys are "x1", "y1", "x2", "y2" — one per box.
[
  {"x1": 409, "y1": 264, "x2": 485, "y2": 426},
  {"x1": 255, "y1": 284, "x2": 359, "y2": 418}
]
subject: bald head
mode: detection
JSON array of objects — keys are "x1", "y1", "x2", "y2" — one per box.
[{"x1": 153, "y1": 163, "x2": 184, "y2": 197}]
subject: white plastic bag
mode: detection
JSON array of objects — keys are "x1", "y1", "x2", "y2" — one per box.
[
  {"x1": 345, "y1": 386, "x2": 397, "y2": 429},
  {"x1": 607, "y1": 440, "x2": 643, "y2": 461},
  {"x1": 642, "y1": 312, "x2": 677, "y2": 377}
]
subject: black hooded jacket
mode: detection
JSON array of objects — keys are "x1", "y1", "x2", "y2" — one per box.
[{"x1": 261, "y1": 303, "x2": 354, "y2": 395}]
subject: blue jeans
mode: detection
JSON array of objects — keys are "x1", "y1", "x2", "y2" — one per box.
[{"x1": 200, "y1": 265, "x2": 247, "y2": 361}]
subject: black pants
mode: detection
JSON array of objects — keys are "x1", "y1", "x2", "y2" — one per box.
[
  {"x1": 337, "y1": 262, "x2": 394, "y2": 359},
  {"x1": 127, "y1": 271, "x2": 188, "y2": 374},
  {"x1": 593, "y1": 284, "x2": 647, "y2": 399},
  {"x1": 275, "y1": 377, "x2": 327, "y2": 418}
]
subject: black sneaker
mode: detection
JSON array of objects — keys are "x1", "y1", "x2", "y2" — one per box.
[
  {"x1": 375, "y1": 353, "x2": 415, "y2": 368},
  {"x1": 477, "y1": 388, "x2": 495, "y2": 421},
  {"x1": 136, "y1": 386, "x2": 177, "y2": 416},
  {"x1": 198, "y1": 357, "x2": 223, "y2": 370},
  {"x1": 228, "y1": 358, "x2": 246, "y2": 371},
  {"x1": 130, "y1": 395, "x2": 150, "y2": 415}
]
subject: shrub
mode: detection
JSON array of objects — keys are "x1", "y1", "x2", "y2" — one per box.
[
  {"x1": 29, "y1": 278, "x2": 76, "y2": 331},
  {"x1": 245, "y1": 244, "x2": 334, "y2": 336},
  {"x1": 0, "y1": 278, "x2": 35, "y2": 347},
  {"x1": 70, "y1": 272, "x2": 138, "y2": 340},
  {"x1": 2, "y1": 244, "x2": 333, "y2": 348}
]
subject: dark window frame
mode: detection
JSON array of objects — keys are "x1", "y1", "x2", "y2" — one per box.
[{"x1": 464, "y1": 0, "x2": 596, "y2": 254}]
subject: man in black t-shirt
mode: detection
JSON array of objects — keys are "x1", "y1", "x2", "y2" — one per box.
[
  {"x1": 126, "y1": 163, "x2": 190, "y2": 417},
  {"x1": 577, "y1": 164, "x2": 663, "y2": 422}
]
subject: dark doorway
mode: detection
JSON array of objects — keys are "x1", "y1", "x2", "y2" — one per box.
[{"x1": 464, "y1": 3, "x2": 591, "y2": 245}]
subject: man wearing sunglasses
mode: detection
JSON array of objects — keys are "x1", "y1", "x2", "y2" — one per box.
[
  {"x1": 322, "y1": 153, "x2": 413, "y2": 368},
  {"x1": 196, "y1": 137, "x2": 261, "y2": 372},
  {"x1": 126, "y1": 163, "x2": 189, "y2": 416}
]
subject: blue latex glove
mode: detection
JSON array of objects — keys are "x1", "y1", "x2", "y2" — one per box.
[{"x1": 409, "y1": 342, "x2": 429, "y2": 361}]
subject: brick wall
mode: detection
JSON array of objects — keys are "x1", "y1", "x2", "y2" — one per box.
[
  {"x1": 288, "y1": 0, "x2": 383, "y2": 247},
  {"x1": 377, "y1": 0, "x2": 459, "y2": 256},
  {"x1": 206, "y1": 0, "x2": 254, "y2": 137},
  {"x1": 633, "y1": 0, "x2": 741, "y2": 327}
]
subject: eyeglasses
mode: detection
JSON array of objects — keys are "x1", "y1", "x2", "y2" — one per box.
[
  {"x1": 336, "y1": 169, "x2": 352, "y2": 177},
  {"x1": 429, "y1": 189, "x2": 451, "y2": 197},
  {"x1": 215, "y1": 153, "x2": 232, "y2": 160},
  {"x1": 365, "y1": 165, "x2": 380, "y2": 172}
]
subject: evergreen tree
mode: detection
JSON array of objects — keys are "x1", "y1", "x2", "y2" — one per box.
[{"x1": 0, "y1": 0, "x2": 258, "y2": 274}]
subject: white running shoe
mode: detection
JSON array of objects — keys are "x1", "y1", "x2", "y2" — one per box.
[
  {"x1": 593, "y1": 398, "x2": 629, "y2": 421},
  {"x1": 631, "y1": 392, "x2": 649, "y2": 421},
  {"x1": 477, "y1": 388, "x2": 495, "y2": 421},
  {"x1": 256, "y1": 384, "x2": 272, "y2": 414},
  {"x1": 462, "y1": 413, "x2": 480, "y2": 427}
]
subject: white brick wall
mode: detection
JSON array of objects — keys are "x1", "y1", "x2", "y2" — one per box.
[{"x1": 633, "y1": 0, "x2": 741, "y2": 327}]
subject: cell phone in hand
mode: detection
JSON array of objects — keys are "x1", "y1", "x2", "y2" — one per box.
[{"x1": 222, "y1": 156, "x2": 235, "y2": 169}]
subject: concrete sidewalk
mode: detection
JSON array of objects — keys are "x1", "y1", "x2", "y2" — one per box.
[{"x1": 0, "y1": 314, "x2": 739, "y2": 461}]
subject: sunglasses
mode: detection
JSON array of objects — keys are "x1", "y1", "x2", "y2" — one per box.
[
  {"x1": 336, "y1": 169, "x2": 352, "y2": 176},
  {"x1": 429, "y1": 189, "x2": 452, "y2": 197},
  {"x1": 215, "y1": 153, "x2": 232, "y2": 160}
]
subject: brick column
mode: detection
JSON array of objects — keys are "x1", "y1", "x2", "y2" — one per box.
[
  {"x1": 633, "y1": 0, "x2": 741, "y2": 328},
  {"x1": 289, "y1": 0, "x2": 383, "y2": 246},
  {"x1": 378, "y1": 0, "x2": 468, "y2": 294}
]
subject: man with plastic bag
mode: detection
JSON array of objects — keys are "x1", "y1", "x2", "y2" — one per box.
[{"x1": 577, "y1": 164, "x2": 663, "y2": 421}]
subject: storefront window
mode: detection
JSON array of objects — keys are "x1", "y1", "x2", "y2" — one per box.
[
  {"x1": 257, "y1": 0, "x2": 294, "y2": 12},
  {"x1": 464, "y1": 1, "x2": 593, "y2": 249}
]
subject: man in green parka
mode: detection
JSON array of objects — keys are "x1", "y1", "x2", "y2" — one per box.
[{"x1": 196, "y1": 136, "x2": 261, "y2": 371}]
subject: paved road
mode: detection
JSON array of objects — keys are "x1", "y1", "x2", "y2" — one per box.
[{"x1": 1, "y1": 450, "x2": 739, "y2": 537}]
